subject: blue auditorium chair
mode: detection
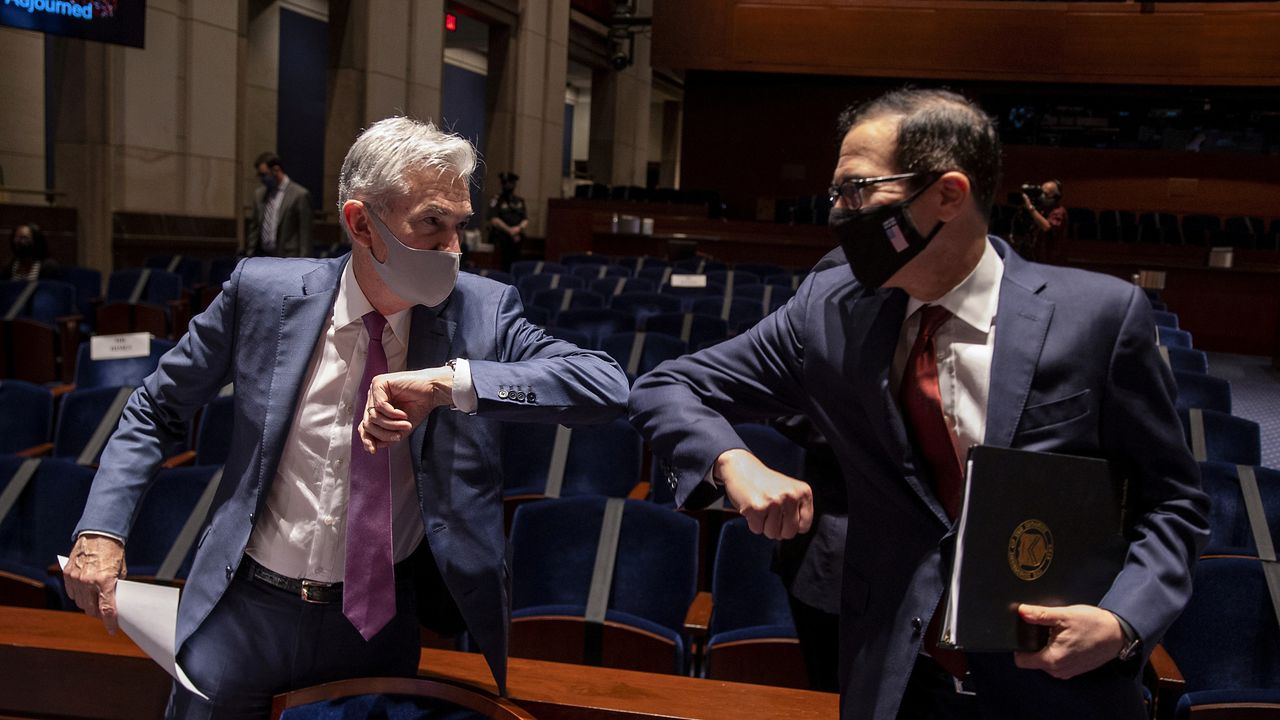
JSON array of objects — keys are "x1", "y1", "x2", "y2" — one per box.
[
  {"x1": 660, "y1": 282, "x2": 726, "y2": 311},
  {"x1": 500, "y1": 418, "x2": 642, "y2": 501},
  {"x1": 703, "y1": 518, "x2": 807, "y2": 688},
  {"x1": 601, "y1": 331, "x2": 686, "y2": 381},
  {"x1": 522, "y1": 305, "x2": 550, "y2": 327},
  {"x1": 144, "y1": 255, "x2": 205, "y2": 288},
  {"x1": 673, "y1": 258, "x2": 726, "y2": 274},
  {"x1": 99, "y1": 268, "x2": 185, "y2": 337},
  {"x1": 589, "y1": 276, "x2": 654, "y2": 298},
  {"x1": 542, "y1": 326, "x2": 590, "y2": 349},
  {"x1": 51, "y1": 387, "x2": 144, "y2": 465},
  {"x1": 691, "y1": 296, "x2": 768, "y2": 329},
  {"x1": 551, "y1": 309, "x2": 634, "y2": 350},
  {"x1": 1157, "y1": 326, "x2": 1193, "y2": 349},
  {"x1": 472, "y1": 269, "x2": 514, "y2": 286},
  {"x1": 0, "y1": 280, "x2": 82, "y2": 384},
  {"x1": 529, "y1": 288, "x2": 606, "y2": 323},
  {"x1": 733, "y1": 284, "x2": 795, "y2": 315},
  {"x1": 1160, "y1": 346, "x2": 1209, "y2": 375},
  {"x1": 766, "y1": 272, "x2": 807, "y2": 291},
  {"x1": 733, "y1": 263, "x2": 786, "y2": 282},
  {"x1": 516, "y1": 273, "x2": 583, "y2": 305},
  {"x1": 0, "y1": 279, "x2": 77, "y2": 325},
  {"x1": 275, "y1": 677, "x2": 535, "y2": 720},
  {"x1": 507, "y1": 497, "x2": 699, "y2": 674},
  {"x1": 1197, "y1": 462, "x2": 1280, "y2": 556},
  {"x1": 1173, "y1": 371, "x2": 1232, "y2": 414},
  {"x1": 609, "y1": 292, "x2": 682, "y2": 325},
  {"x1": 643, "y1": 312, "x2": 728, "y2": 350},
  {"x1": 637, "y1": 265, "x2": 675, "y2": 288},
  {"x1": 510, "y1": 260, "x2": 567, "y2": 279},
  {"x1": 614, "y1": 256, "x2": 668, "y2": 275},
  {"x1": 1151, "y1": 310, "x2": 1179, "y2": 329},
  {"x1": 707, "y1": 270, "x2": 760, "y2": 290},
  {"x1": 74, "y1": 337, "x2": 176, "y2": 389},
  {"x1": 0, "y1": 381, "x2": 53, "y2": 455},
  {"x1": 125, "y1": 465, "x2": 223, "y2": 581},
  {"x1": 570, "y1": 264, "x2": 632, "y2": 283},
  {"x1": 1178, "y1": 408, "x2": 1261, "y2": 467},
  {"x1": 1154, "y1": 557, "x2": 1280, "y2": 720},
  {"x1": 1181, "y1": 214, "x2": 1222, "y2": 247},
  {"x1": 0, "y1": 458, "x2": 95, "y2": 573}
]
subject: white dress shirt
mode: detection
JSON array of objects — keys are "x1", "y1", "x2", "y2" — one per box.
[
  {"x1": 891, "y1": 239, "x2": 1005, "y2": 461},
  {"x1": 245, "y1": 261, "x2": 475, "y2": 582}
]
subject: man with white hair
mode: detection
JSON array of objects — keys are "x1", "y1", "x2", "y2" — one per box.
[{"x1": 63, "y1": 117, "x2": 630, "y2": 719}]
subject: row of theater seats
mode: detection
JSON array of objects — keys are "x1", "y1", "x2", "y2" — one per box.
[
  {"x1": 1141, "y1": 293, "x2": 1280, "y2": 720},
  {"x1": 1, "y1": 258, "x2": 1276, "y2": 704},
  {"x1": 1055, "y1": 209, "x2": 1280, "y2": 249}
]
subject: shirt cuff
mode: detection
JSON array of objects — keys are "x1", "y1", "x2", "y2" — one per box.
[
  {"x1": 451, "y1": 358, "x2": 478, "y2": 413},
  {"x1": 78, "y1": 530, "x2": 125, "y2": 544}
]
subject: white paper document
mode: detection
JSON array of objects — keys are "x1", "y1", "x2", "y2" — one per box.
[{"x1": 58, "y1": 556, "x2": 208, "y2": 699}]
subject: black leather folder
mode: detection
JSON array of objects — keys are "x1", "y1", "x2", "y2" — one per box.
[{"x1": 937, "y1": 445, "x2": 1129, "y2": 652}]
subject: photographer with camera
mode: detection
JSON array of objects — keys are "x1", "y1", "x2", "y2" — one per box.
[{"x1": 1011, "y1": 179, "x2": 1067, "y2": 262}]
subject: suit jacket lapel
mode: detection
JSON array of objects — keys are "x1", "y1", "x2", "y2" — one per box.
[
  {"x1": 409, "y1": 304, "x2": 455, "y2": 467},
  {"x1": 257, "y1": 260, "x2": 345, "y2": 494},
  {"x1": 985, "y1": 242, "x2": 1053, "y2": 448}
]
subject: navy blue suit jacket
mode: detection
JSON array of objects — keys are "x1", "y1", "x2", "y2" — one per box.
[
  {"x1": 630, "y1": 238, "x2": 1209, "y2": 718},
  {"x1": 75, "y1": 256, "x2": 630, "y2": 692}
]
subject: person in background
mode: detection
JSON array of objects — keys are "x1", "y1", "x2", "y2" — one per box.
[
  {"x1": 488, "y1": 172, "x2": 528, "y2": 271},
  {"x1": 3, "y1": 223, "x2": 61, "y2": 281},
  {"x1": 248, "y1": 152, "x2": 314, "y2": 258},
  {"x1": 1014, "y1": 179, "x2": 1067, "y2": 262}
]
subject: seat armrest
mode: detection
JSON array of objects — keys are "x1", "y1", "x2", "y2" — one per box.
[
  {"x1": 17, "y1": 442, "x2": 54, "y2": 458},
  {"x1": 683, "y1": 591, "x2": 713, "y2": 638},
  {"x1": 161, "y1": 450, "x2": 198, "y2": 469},
  {"x1": 49, "y1": 383, "x2": 75, "y2": 398},
  {"x1": 1146, "y1": 643, "x2": 1184, "y2": 720},
  {"x1": 55, "y1": 314, "x2": 83, "y2": 383},
  {"x1": 627, "y1": 481, "x2": 651, "y2": 500}
]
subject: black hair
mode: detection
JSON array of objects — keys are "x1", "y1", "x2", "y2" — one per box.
[
  {"x1": 837, "y1": 88, "x2": 1002, "y2": 220},
  {"x1": 254, "y1": 152, "x2": 283, "y2": 172},
  {"x1": 11, "y1": 222, "x2": 48, "y2": 260}
]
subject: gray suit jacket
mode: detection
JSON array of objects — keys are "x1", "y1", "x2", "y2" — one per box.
[
  {"x1": 75, "y1": 255, "x2": 630, "y2": 692},
  {"x1": 630, "y1": 237, "x2": 1209, "y2": 718},
  {"x1": 250, "y1": 180, "x2": 313, "y2": 257}
]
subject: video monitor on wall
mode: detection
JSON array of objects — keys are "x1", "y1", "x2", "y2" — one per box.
[{"x1": 1, "y1": 1, "x2": 145, "y2": 48}]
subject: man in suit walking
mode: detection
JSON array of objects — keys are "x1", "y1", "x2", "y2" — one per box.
[
  {"x1": 629, "y1": 89, "x2": 1208, "y2": 719},
  {"x1": 249, "y1": 152, "x2": 314, "y2": 257},
  {"x1": 63, "y1": 117, "x2": 630, "y2": 719}
]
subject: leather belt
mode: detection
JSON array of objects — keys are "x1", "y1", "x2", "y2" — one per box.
[{"x1": 241, "y1": 556, "x2": 343, "y2": 604}]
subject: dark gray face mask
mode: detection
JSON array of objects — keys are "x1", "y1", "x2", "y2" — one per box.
[
  {"x1": 364, "y1": 206, "x2": 460, "y2": 308},
  {"x1": 828, "y1": 178, "x2": 945, "y2": 290}
]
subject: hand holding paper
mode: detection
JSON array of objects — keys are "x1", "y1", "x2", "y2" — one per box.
[{"x1": 63, "y1": 534, "x2": 126, "y2": 634}]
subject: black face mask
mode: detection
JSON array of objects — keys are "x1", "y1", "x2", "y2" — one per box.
[
  {"x1": 260, "y1": 173, "x2": 278, "y2": 193},
  {"x1": 828, "y1": 179, "x2": 945, "y2": 290},
  {"x1": 12, "y1": 241, "x2": 35, "y2": 261}
]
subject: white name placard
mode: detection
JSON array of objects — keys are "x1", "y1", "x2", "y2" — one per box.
[
  {"x1": 90, "y1": 332, "x2": 152, "y2": 361},
  {"x1": 669, "y1": 273, "x2": 708, "y2": 289}
]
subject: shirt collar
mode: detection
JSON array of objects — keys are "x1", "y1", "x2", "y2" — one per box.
[
  {"x1": 333, "y1": 260, "x2": 412, "y2": 347},
  {"x1": 904, "y1": 238, "x2": 1004, "y2": 333}
]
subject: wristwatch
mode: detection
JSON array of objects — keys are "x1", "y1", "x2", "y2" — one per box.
[{"x1": 1116, "y1": 617, "x2": 1142, "y2": 661}]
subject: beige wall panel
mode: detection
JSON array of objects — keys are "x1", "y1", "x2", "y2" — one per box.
[
  {"x1": 0, "y1": 28, "x2": 46, "y2": 191},
  {"x1": 120, "y1": 147, "x2": 183, "y2": 213},
  {"x1": 366, "y1": 0, "x2": 411, "y2": 80},
  {"x1": 365, "y1": 72, "x2": 409, "y2": 123},
  {"x1": 184, "y1": 155, "x2": 237, "y2": 217},
  {"x1": 122, "y1": 10, "x2": 179, "y2": 152},
  {"x1": 192, "y1": 0, "x2": 239, "y2": 31},
  {"x1": 245, "y1": 4, "x2": 280, "y2": 92},
  {"x1": 188, "y1": 23, "x2": 239, "y2": 160},
  {"x1": 407, "y1": 82, "x2": 442, "y2": 124}
]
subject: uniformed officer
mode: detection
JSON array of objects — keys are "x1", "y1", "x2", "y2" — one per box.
[{"x1": 488, "y1": 172, "x2": 528, "y2": 271}]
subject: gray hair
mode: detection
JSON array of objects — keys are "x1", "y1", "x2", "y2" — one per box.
[{"x1": 338, "y1": 117, "x2": 478, "y2": 230}]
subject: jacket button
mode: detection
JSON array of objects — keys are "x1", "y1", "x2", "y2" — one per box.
[
  {"x1": 498, "y1": 389, "x2": 509, "y2": 399},
  {"x1": 911, "y1": 617, "x2": 923, "y2": 632},
  {"x1": 226, "y1": 565, "x2": 234, "y2": 577},
  {"x1": 515, "y1": 391, "x2": 526, "y2": 401},
  {"x1": 527, "y1": 391, "x2": 537, "y2": 403}
]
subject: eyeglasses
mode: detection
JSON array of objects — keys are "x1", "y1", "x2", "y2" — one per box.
[{"x1": 827, "y1": 172, "x2": 932, "y2": 210}]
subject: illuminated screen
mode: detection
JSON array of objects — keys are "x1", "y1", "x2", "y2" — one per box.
[{"x1": 0, "y1": 1, "x2": 145, "y2": 48}]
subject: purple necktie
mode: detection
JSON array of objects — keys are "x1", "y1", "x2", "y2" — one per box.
[{"x1": 344, "y1": 311, "x2": 395, "y2": 640}]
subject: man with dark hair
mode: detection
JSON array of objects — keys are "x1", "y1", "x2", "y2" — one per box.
[
  {"x1": 630, "y1": 88, "x2": 1207, "y2": 718},
  {"x1": 487, "y1": 172, "x2": 528, "y2": 271},
  {"x1": 249, "y1": 151, "x2": 314, "y2": 257}
]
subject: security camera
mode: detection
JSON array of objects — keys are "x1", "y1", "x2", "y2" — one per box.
[{"x1": 610, "y1": 48, "x2": 631, "y2": 71}]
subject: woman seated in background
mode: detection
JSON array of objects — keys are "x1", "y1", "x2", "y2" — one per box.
[{"x1": 3, "y1": 223, "x2": 61, "y2": 281}]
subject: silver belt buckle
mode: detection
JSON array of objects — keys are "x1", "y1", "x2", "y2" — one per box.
[{"x1": 300, "y1": 579, "x2": 335, "y2": 604}]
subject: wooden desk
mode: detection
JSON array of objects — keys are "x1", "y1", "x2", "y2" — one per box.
[{"x1": 0, "y1": 607, "x2": 838, "y2": 720}]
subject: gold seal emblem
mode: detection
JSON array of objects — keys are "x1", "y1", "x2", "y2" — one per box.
[{"x1": 1007, "y1": 519, "x2": 1054, "y2": 581}]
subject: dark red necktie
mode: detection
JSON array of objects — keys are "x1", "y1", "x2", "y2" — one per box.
[
  {"x1": 899, "y1": 304, "x2": 969, "y2": 679},
  {"x1": 344, "y1": 311, "x2": 395, "y2": 640}
]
